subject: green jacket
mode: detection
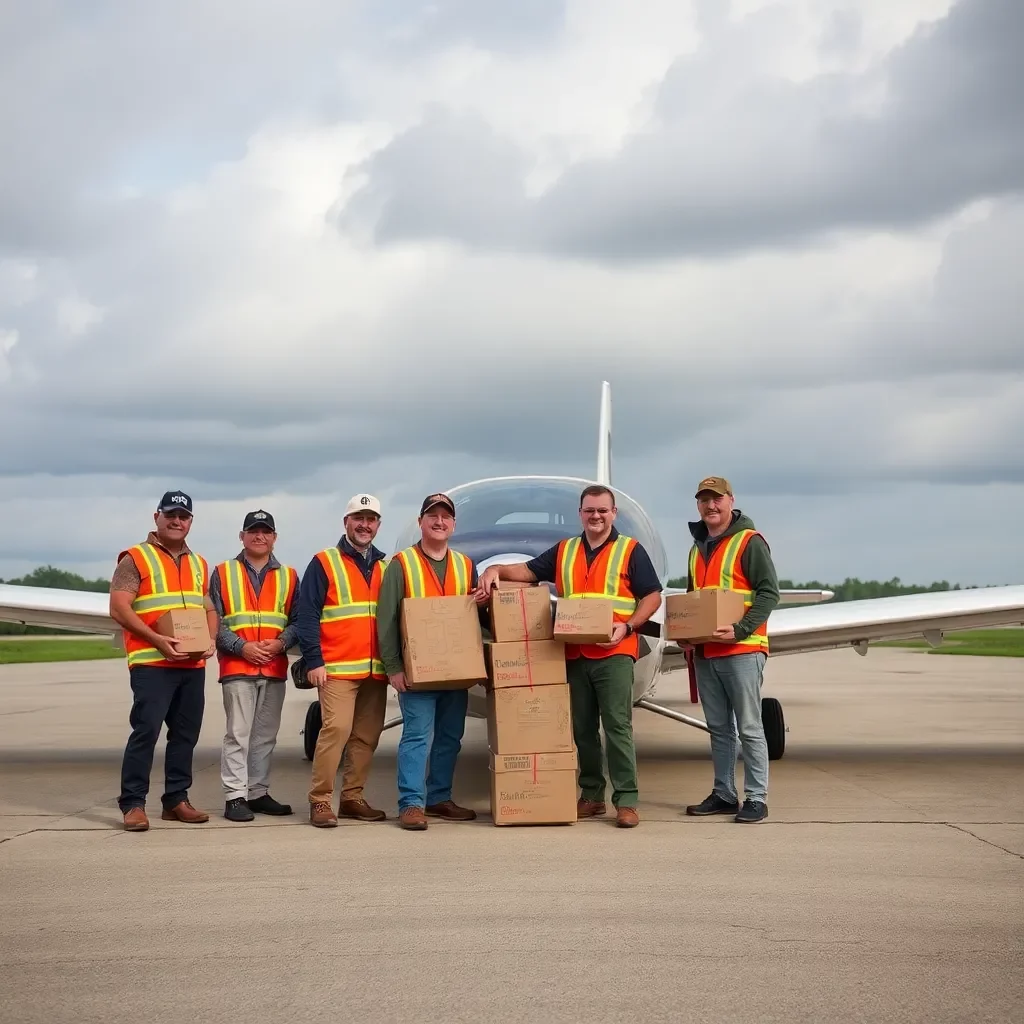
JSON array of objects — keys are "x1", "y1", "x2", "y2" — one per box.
[{"x1": 686, "y1": 511, "x2": 780, "y2": 641}]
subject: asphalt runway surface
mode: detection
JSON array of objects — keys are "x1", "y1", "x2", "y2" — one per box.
[{"x1": 1, "y1": 647, "x2": 1021, "y2": 1023}]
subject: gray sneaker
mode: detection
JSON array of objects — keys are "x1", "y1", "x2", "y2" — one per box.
[{"x1": 735, "y1": 800, "x2": 768, "y2": 823}]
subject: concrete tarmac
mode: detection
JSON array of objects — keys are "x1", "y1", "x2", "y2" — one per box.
[{"x1": 1, "y1": 648, "x2": 1021, "y2": 1023}]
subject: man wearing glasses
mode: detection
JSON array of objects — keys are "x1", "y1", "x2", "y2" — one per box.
[
  {"x1": 108, "y1": 491, "x2": 218, "y2": 832},
  {"x1": 477, "y1": 485, "x2": 663, "y2": 828}
]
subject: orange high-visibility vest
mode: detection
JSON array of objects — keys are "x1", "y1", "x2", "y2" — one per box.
[
  {"x1": 394, "y1": 545, "x2": 473, "y2": 598},
  {"x1": 215, "y1": 559, "x2": 297, "y2": 680},
  {"x1": 317, "y1": 548, "x2": 388, "y2": 680},
  {"x1": 687, "y1": 529, "x2": 770, "y2": 658},
  {"x1": 117, "y1": 542, "x2": 209, "y2": 669},
  {"x1": 555, "y1": 534, "x2": 639, "y2": 660}
]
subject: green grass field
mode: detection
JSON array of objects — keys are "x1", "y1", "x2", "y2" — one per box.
[
  {"x1": 0, "y1": 637, "x2": 124, "y2": 664},
  {"x1": 875, "y1": 628, "x2": 1024, "y2": 658}
]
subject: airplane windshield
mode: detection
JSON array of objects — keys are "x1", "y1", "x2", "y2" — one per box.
[{"x1": 393, "y1": 478, "x2": 667, "y2": 578}]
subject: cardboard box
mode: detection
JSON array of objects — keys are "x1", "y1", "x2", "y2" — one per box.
[
  {"x1": 400, "y1": 595, "x2": 487, "y2": 690},
  {"x1": 489, "y1": 751, "x2": 578, "y2": 826},
  {"x1": 153, "y1": 608, "x2": 211, "y2": 654},
  {"x1": 552, "y1": 597, "x2": 614, "y2": 644},
  {"x1": 485, "y1": 639, "x2": 566, "y2": 689},
  {"x1": 487, "y1": 682, "x2": 574, "y2": 754},
  {"x1": 489, "y1": 583, "x2": 553, "y2": 643},
  {"x1": 663, "y1": 589, "x2": 747, "y2": 642}
]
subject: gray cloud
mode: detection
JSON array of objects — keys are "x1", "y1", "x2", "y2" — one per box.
[{"x1": 342, "y1": 0, "x2": 1024, "y2": 260}]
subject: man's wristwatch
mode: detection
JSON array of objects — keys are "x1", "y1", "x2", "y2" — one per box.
[{"x1": 624, "y1": 622, "x2": 634, "y2": 635}]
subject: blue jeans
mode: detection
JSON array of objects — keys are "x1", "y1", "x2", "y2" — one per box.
[
  {"x1": 396, "y1": 688, "x2": 469, "y2": 811},
  {"x1": 694, "y1": 652, "x2": 768, "y2": 803}
]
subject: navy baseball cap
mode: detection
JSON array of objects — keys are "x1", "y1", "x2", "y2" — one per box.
[
  {"x1": 157, "y1": 490, "x2": 193, "y2": 515},
  {"x1": 242, "y1": 509, "x2": 276, "y2": 532}
]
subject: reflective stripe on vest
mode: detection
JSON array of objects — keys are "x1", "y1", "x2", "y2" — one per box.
[
  {"x1": 688, "y1": 529, "x2": 769, "y2": 656},
  {"x1": 555, "y1": 534, "x2": 639, "y2": 660},
  {"x1": 318, "y1": 548, "x2": 387, "y2": 679},
  {"x1": 122, "y1": 543, "x2": 208, "y2": 668},
  {"x1": 394, "y1": 546, "x2": 471, "y2": 598}
]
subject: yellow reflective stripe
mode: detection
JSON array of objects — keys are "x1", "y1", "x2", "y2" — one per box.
[
  {"x1": 187, "y1": 553, "x2": 205, "y2": 595},
  {"x1": 127, "y1": 647, "x2": 166, "y2": 666},
  {"x1": 559, "y1": 538, "x2": 579, "y2": 597},
  {"x1": 321, "y1": 604, "x2": 375, "y2": 622},
  {"x1": 324, "y1": 549, "x2": 352, "y2": 605},
  {"x1": 451, "y1": 551, "x2": 470, "y2": 594},
  {"x1": 688, "y1": 545, "x2": 697, "y2": 584},
  {"x1": 133, "y1": 595, "x2": 186, "y2": 614},
  {"x1": 603, "y1": 536, "x2": 629, "y2": 597},
  {"x1": 223, "y1": 612, "x2": 287, "y2": 629},
  {"x1": 719, "y1": 531, "x2": 752, "y2": 591},
  {"x1": 138, "y1": 544, "x2": 169, "y2": 594},
  {"x1": 275, "y1": 567, "x2": 293, "y2": 615},
  {"x1": 398, "y1": 548, "x2": 427, "y2": 598},
  {"x1": 225, "y1": 561, "x2": 247, "y2": 616}
]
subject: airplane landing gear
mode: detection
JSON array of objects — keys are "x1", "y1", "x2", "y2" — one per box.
[{"x1": 762, "y1": 697, "x2": 786, "y2": 761}]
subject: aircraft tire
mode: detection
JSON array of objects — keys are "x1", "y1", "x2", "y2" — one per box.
[
  {"x1": 302, "y1": 700, "x2": 322, "y2": 762},
  {"x1": 762, "y1": 697, "x2": 785, "y2": 761}
]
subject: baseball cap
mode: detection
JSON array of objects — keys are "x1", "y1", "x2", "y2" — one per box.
[
  {"x1": 344, "y1": 493, "x2": 382, "y2": 517},
  {"x1": 157, "y1": 490, "x2": 193, "y2": 515},
  {"x1": 694, "y1": 476, "x2": 733, "y2": 498},
  {"x1": 242, "y1": 509, "x2": 276, "y2": 532},
  {"x1": 420, "y1": 492, "x2": 456, "y2": 517}
]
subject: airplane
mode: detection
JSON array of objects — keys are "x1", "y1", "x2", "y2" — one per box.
[{"x1": 1, "y1": 382, "x2": 1023, "y2": 764}]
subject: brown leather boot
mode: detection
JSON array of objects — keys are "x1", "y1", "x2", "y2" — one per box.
[
  {"x1": 161, "y1": 801, "x2": 209, "y2": 823},
  {"x1": 338, "y1": 798, "x2": 387, "y2": 822},
  {"x1": 577, "y1": 798, "x2": 607, "y2": 818},
  {"x1": 398, "y1": 806, "x2": 428, "y2": 830},
  {"x1": 425, "y1": 800, "x2": 476, "y2": 821},
  {"x1": 123, "y1": 807, "x2": 149, "y2": 832},
  {"x1": 616, "y1": 806, "x2": 639, "y2": 828},
  {"x1": 310, "y1": 801, "x2": 338, "y2": 828}
]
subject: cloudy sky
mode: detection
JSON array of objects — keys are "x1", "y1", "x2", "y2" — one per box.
[{"x1": 1, "y1": 0, "x2": 1022, "y2": 587}]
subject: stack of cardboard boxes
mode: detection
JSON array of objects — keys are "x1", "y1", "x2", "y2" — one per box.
[{"x1": 485, "y1": 583, "x2": 577, "y2": 826}]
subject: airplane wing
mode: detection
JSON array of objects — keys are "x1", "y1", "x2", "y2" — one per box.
[
  {"x1": 0, "y1": 585, "x2": 117, "y2": 634},
  {"x1": 661, "y1": 586, "x2": 835, "y2": 606},
  {"x1": 659, "y1": 585, "x2": 1024, "y2": 672}
]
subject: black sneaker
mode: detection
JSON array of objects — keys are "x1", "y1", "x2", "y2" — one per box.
[
  {"x1": 224, "y1": 798, "x2": 254, "y2": 822},
  {"x1": 735, "y1": 800, "x2": 768, "y2": 823},
  {"x1": 248, "y1": 794, "x2": 293, "y2": 816},
  {"x1": 685, "y1": 793, "x2": 740, "y2": 816}
]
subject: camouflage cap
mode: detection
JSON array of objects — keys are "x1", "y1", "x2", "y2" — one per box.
[{"x1": 694, "y1": 476, "x2": 733, "y2": 498}]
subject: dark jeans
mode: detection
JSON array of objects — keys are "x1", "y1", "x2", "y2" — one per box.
[{"x1": 118, "y1": 665, "x2": 206, "y2": 812}]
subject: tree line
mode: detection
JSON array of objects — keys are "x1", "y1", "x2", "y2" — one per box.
[{"x1": 665, "y1": 575, "x2": 976, "y2": 602}]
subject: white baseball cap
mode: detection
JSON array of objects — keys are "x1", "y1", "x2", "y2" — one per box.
[{"x1": 344, "y1": 493, "x2": 381, "y2": 517}]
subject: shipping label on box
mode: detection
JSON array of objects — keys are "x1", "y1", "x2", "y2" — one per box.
[
  {"x1": 552, "y1": 597, "x2": 614, "y2": 644},
  {"x1": 486, "y1": 683, "x2": 573, "y2": 754},
  {"x1": 154, "y1": 608, "x2": 211, "y2": 654},
  {"x1": 489, "y1": 583, "x2": 553, "y2": 643},
  {"x1": 663, "y1": 589, "x2": 747, "y2": 642},
  {"x1": 485, "y1": 639, "x2": 566, "y2": 689},
  {"x1": 400, "y1": 595, "x2": 487, "y2": 689},
  {"x1": 489, "y1": 750, "x2": 578, "y2": 825}
]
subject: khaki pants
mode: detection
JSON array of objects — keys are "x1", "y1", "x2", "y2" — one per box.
[{"x1": 308, "y1": 677, "x2": 389, "y2": 806}]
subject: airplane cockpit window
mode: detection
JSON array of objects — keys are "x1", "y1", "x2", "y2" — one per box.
[{"x1": 392, "y1": 478, "x2": 667, "y2": 579}]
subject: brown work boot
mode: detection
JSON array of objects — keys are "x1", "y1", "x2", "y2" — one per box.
[
  {"x1": 577, "y1": 797, "x2": 607, "y2": 819},
  {"x1": 616, "y1": 806, "x2": 639, "y2": 828},
  {"x1": 338, "y1": 798, "x2": 387, "y2": 822},
  {"x1": 122, "y1": 807, "x2": 149, "y2": 832},
  {"x1": 310, "y1": 801, "x2": 338, "y2": 828},
  {"x1": 398, "y1": 806, "x2": 428, "y2": 831},
  {"x1": 425, "y1": 800, "x2": 477, "y2": 821},
  {"x1": 160, "y1": 800, "x2": 209, "y2": 823}
]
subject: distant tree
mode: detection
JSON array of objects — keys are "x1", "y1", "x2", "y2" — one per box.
[
  {"x1": 0, "y1": 565, "x2": 110, "y2": 634},
  {"x1": 664, "y1": 575, "x2": 981, "y2": 603}
]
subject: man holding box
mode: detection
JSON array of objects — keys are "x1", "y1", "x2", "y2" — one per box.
[
  {"x1": 109, "y1": 490, "x2": 218, "y2": 832},
  {"x1": 478, "y1": 484, "x2": 663, "y2": 828},
  {"x1": 683, "y1": 476, "x2": 779, "y2": 824},
  {"x1": 295, "y1": 494, "x2": 391, "y2": 828},
  {"x1": 210, "y1": 510, "x2": 299, "y2": 823},
  {"x1": 376, "y1": 492, "x2": 489, "y2": 831}
]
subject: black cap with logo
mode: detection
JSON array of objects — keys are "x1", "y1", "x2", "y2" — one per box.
[
  {"x1": 157, "y1": 490, "x2": 193, "y2": 515},
  {"x1": 242, "y1": 509, "x2": 276, "y2": 532},
  {"x1": 419, "y1": 492, "x2": 456, "y2": 517}
]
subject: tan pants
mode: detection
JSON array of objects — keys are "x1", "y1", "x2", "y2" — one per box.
[{"x1": 308, "y1": 677, "x2": 389, "y2": 806}]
